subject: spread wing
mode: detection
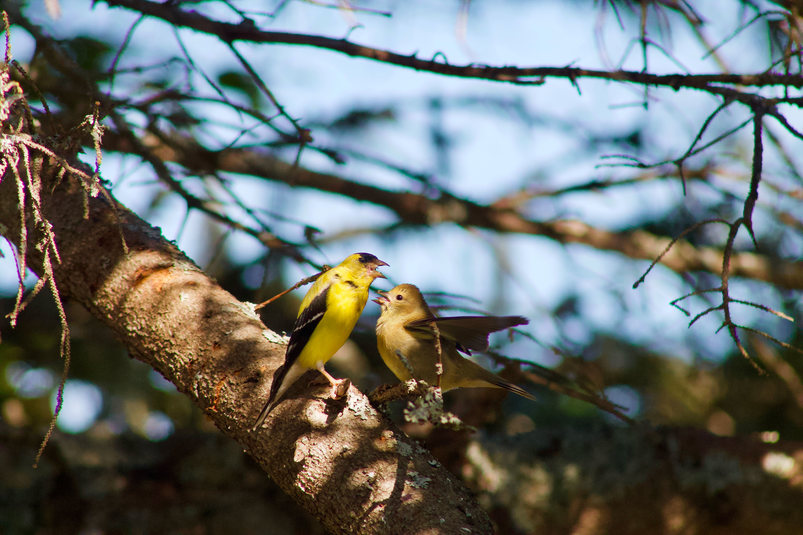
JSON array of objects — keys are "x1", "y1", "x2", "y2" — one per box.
[{"x1": 405, "y1": 315, "x2": 528, "y2": 354}]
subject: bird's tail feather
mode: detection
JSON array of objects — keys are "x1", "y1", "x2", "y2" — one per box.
[
  {"x1": 251, "y1": 362, "x2": 307, "y2": 430},
  {"x1": 488, "y1": 376, "x2": 537, "y2": 401},
  {"x1": 450, "y1": 358, "x2": 536, "y2": 401}
]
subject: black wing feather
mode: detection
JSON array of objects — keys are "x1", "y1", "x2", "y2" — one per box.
[
  {"x1": 254, "y1": 285, "x2": 330, "y2": 427},
  {"x1": 283, "y1": 286, "x2": 330, "y2": 368}
]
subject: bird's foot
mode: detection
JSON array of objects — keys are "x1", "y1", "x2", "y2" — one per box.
[
  {"x1": 331, "y1": 378, "x2": 350, "y2": 399},
  {"x1": 316, "y1": 367, "x2": 350, "y2": 399}
]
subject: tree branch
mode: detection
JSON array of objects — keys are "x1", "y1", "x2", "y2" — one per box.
[
  {"x1": 102, "y1": 129, "x2": 803, "y2": 291},
  {"x1": 0, "y1": 119, "x2": 494, "y2": 535},
  {"x1": 101, "y1": 0, "x2": 803, "y2": 91}
]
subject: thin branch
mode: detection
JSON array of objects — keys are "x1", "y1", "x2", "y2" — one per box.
[
  {"x1": 486, "y1": 351, "x2": 635, "y2": 425},
  {"x1": 253, "y1": 267, "x2": 328, "y2": 310},
  {"x1": 674, "y1": 100, "x2": 732, "y2": 193},
  {"x1": 702, "y1": 10, "x2": 788, "y2": 60},
  {"x1": 633, "y1": 218, "x2": 730, "y2": 289},
  {"x1": 743, "y1": 112, "x2": 764, "y2": 243},
  {"x1": 172, "y1": 26, "x2": 238, "y2": 117},
  {"x1": 107, "y1": 13, "x2": 145, "y2": 92},
  {"x1": 131, "y1": 121, "x2": 308, "y2": 262},
  {"x1": 719, "y1": 218, "x2": 763, "y2": 370},
  {"x1": 767, "y1": 107, "x2": 803, "y2": 141},
  {"x1": 740, "y1": 325, "x2": 803, "y2": 356},
  {"x1": 226, "y1": 41, "x2": 307, "y2": 142},
  {"x1": 599, "y1": 116, "x2": 753, "y2": 172},
  {"x1": 730, "y1": 297, "x2": 795, "y2": 322},
  {"x1": 102, "y1": 0, "x2": 803, "y2": 90},
  {"x1": 688, "y1": 301, "x2": 724, "y2": 327},
  {"x1": 492, "y1": 164, "x2": 712, "y2": 208}
]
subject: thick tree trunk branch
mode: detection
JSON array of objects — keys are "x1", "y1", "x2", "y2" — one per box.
[
  {"x1": 0, "y1": 150, "x2": 493, "y2": 534},
  {"x1": 103, "y1": 130, "x2": 803, "y2": 291}
]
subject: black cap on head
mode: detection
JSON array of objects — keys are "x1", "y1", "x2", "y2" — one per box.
[
  {"x1": 357, "y1": 252, "x2": 379, "y2": 264},
  {"x1": 357, "y1": 253, "x2": 388, "y2": 267}
]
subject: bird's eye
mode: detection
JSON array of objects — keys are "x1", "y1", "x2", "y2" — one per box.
[{"x1": 395, "y1": 294, "x2": 403, "y2": 301}]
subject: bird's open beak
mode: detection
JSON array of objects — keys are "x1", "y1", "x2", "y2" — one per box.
[
  {"x1": 372, "y1": 259, "x2": 389, "y2": 279},
  {"x1": 372, "y1": 289, "x2": 389, "y2": 306}
]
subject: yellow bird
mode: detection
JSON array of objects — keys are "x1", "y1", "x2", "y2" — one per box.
[
  {"x1": 252, "y1": 253, "x2": 388, "y2": 430},
  {"x1": 374, "y1": 283, "x2": 535, "y2": 400}
]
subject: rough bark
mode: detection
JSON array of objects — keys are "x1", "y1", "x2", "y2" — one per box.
[{"x1": 0, "y1": 153, "x2": 493, "y2": 534}]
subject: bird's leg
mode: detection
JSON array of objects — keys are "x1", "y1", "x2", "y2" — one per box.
[{"x1": 317, "y1": 365, "x2": 350, "y2": 399}]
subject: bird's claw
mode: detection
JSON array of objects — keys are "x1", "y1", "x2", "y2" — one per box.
[{"x1": 331, "y1": 378, "x2": 350, "y2": 399}]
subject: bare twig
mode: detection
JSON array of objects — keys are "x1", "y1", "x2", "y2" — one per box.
[
  {"x1": 226, "y1": 41, "x2": 307, "y2": 143},
  {"x1": 743, "y1": 112, "x2": 764, "y2": 243},
  {"x1": 633, "y1": 218, "x2": 730, "y2": 289},
  {"x1": 486, "y1": 351, "x2": 635, "y2": 425},
  {"x1": 253, "y1": 267, "x2": 328, "y2": 310},
  {"x1": 102, "y1": 0, "x2": 803, "y2": 92},
  {"x1": 719, "y1": 219, "x2": 763, "y2": 370}
]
